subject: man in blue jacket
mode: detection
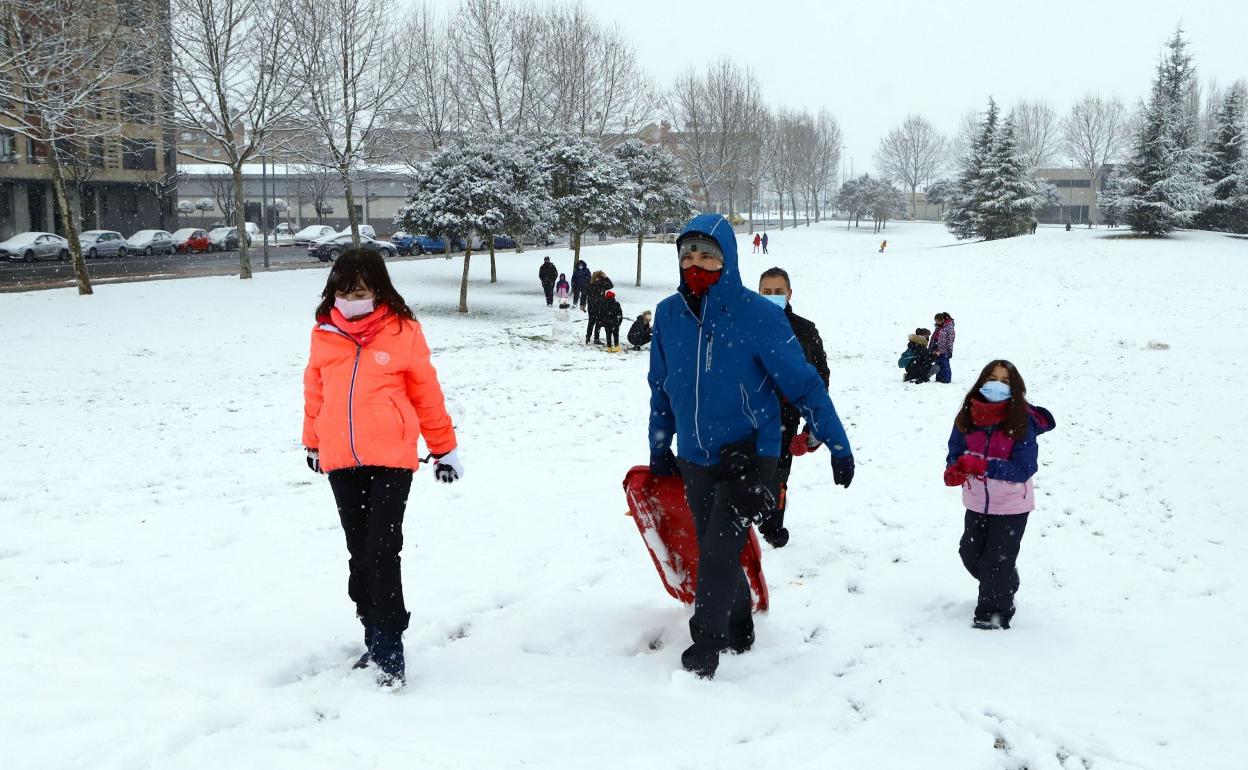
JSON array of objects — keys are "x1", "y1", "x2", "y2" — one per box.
[{"x1": 648, "y1": 213, "x2": 855, "y2": 679}]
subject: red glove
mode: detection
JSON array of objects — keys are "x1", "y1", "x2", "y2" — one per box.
[
  {"x1": 956, "y1": 454, "x2": 988, "y2": 476},
  {"x1": 790, "y1": 432, "x2": 819, "y2": 457},
  {"x1": 943, "y1": 465, "x2": 968, "y2": 487}
]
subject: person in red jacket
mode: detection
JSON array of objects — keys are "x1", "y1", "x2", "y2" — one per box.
[{"x1": 303, "y1": 248, "x2": 464, "y2": 687}]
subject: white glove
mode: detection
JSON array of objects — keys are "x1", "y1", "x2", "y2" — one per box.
[
  {"x1": 306, "y1": 448, "x2": 323, "y2": 474},
  {"x1": 433, "y1": 448, "x2": 464, "y2": 483}
]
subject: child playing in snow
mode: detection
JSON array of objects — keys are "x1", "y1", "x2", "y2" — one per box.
[
  {"x1": 303, "y1": 248, "x2": 465, "y2": 688},
  {"x1": 879, "y1": 240, "x2": 887, "y2": 253},
  {"x1": 944, "y1": 360, "x2": 1055, "y2": 630},
  {"x1": 602, "y1": 290, "x2": 624, "y2": 352},
  {"x1": 898, "y1": 327, "x2": 936, "y2": 383},
  {"x1": 556, "y1": 273, "x2": 571, "y2": 309},
  {"x1": 627, "y1": 310, "x2": 653, "y2": 350}
]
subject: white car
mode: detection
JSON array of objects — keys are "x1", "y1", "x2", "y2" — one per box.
[
  {"x1": 125, "y1": 229, "x2": 177, "y2": 256},
  {"x1": 0, "y1": 232, "x2": 70, "y2": 262},
  {"x1": 293, "y1": 224, "x2": 336, "y2": 246},
  {"x1": 338, "y1": 224, "x2": 376, "y2": 239}
]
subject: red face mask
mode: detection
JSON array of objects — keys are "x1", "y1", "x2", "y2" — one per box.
[{"x1": 682, "y1": 265, "x2": 722, "y2": 296}]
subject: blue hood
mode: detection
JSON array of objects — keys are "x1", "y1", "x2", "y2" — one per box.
[{"x1": 676, "y1": 214, "x2": 740, "y2": 291}]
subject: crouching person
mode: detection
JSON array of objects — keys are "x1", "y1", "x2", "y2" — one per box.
[
  {"x1": 648, "y1": 214, "x2": 855, "y2": 679},
  {"x1": 627, "y1": 310, "x2": 653, "y2": 350},
  {"x1": 303, "y1": 249, "x2": 465, "y2": 688}
]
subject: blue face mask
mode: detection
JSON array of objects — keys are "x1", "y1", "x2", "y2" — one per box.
[
  {"x1": 979, "y1": 380, "x2": 1012, "y2": 403},
  {"x1": 763, "y1": 293, "x2": 787, "y2": 309}
]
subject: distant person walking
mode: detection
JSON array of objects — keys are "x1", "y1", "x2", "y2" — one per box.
[
  {"x1": 539, "y1": 256, "x2": 558, "y2": 307},
  {"x1": 571, "y1": 260, "x2": 591, "y2": 311},
  {"x1": 761, "y1": 232, "x2": 769, "y2": 254},
  {"x1": 930, "y1": 312, "x2": 956, "y2": 384},
  {"x1": 752, "y1": 233, "x2": 761, "y2": 253},
  {"x1": 1030, "y1": 219, "x2": 1038, "y2": 235}
]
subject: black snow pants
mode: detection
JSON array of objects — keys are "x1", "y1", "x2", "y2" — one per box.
[
  {"x1": 605, "y1": 324, "x2": 620, "y2": 348},
  {"x1": 759, "y1": 413, "x2": 800, "y2": 540},
  {"x1": 573, "y1": 286, "x2": 585, "y2": 309},
  {"x1": 586, "y1": 309, "x2": 602, "y2": 343},
  {"x1": 958, "y1": 510, "x2": 1029, "y2": 622},
  {"x1": 542, "y1": 281, "x2": 555, "y2": 306},
  {"x1": 678, "y1": 447, "x2": 777, "y2": 651},
  {"x1": 328, "y1": 466, "x2": 414, "y2": 633}
]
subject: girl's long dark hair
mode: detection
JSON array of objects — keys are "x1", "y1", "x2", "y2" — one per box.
[
  {"x1": 954, "y1": 359, "x2": 1031, "y2": 439},
  {"x1": 315, "y1": 248, "x2": 416, "y2": 323}
]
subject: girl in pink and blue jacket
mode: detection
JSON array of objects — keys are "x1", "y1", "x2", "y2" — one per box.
[{"x1": 944, "y1": 359, "x2": 1055, "y2": 630}]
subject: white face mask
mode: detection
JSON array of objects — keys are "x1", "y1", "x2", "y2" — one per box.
[{"x1": 334, "y1": 296, "x2": 375, "y2": 319}]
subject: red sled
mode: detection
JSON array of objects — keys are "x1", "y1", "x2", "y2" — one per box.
[{"x1": 622, "y1": 465, "x2": 770, "y2": 612}]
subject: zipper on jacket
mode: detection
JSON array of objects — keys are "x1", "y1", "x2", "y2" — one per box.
[
  {"x1": 347, "y1": 344, "x2": 363, "y2": 467},
  {"x1": 693, "y1": 328, "x2": 707, "y2": 460},
  {"x1": 981, "y1": 425, "x2": 993, "y2": 514}
]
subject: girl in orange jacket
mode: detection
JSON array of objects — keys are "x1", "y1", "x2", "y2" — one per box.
[{"x1": 303, "y1": 248, "x2": 463, "y2": 688}]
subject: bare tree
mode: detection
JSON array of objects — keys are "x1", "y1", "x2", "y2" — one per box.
[
  {"x1": 0, "y1": 0, "x2": 163, "y2": 295},
  {"x1": 667, "y1": 58, "x2": 758, "y2": 214},
  {"x1": 400, "y1": 4, "x2": 459, "y2": 151},
  {"x1": 169, "y1": 0, "x2": 301, "y2": 279},
  {"x1": 203, "y1": 168, "x2": 237, "y2": 221},
  {"x1": 536, "y1": 5, "x2": 652, "y2": 141},
  {"x1": 1062, "y1": 94, "x2": 1130, "y2": 224},
  {"x1": 290, "y1": 0, "x2": 413, "y2": 245},
  {"x1": 293, "y1": 164, "x2": 339, "y2": 223},
  {"x1": 1011, "y1": 99, "x2": 1060, "y2": 170},
  {"x1": 808, "y1": 110, "x2": 843, "y2": 223},
  {"x1": 873, "y1": 114, "x2": 946, "y2": 218}
]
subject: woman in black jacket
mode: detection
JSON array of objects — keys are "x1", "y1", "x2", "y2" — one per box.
[{"x1": 584, "y1": 271, "x2": 614, "y2": 344}]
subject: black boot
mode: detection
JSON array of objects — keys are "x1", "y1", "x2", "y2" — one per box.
[
  {"x1": 681, "y1": 643, "x2": 720, "y2": 679},
  {"x1": 728, "y1": 617, "x2": 755, "y2": 655},
  {"x1": 352, "y1": 623, "x2": 374, "y2": 669},
  {"x1": 372, "y1": 629, "x2": 406, "y2": 687}
]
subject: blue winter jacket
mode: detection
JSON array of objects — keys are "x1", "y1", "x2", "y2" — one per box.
[{"x1": 648, "y1": 214, "x2": 852, "y2": 466}]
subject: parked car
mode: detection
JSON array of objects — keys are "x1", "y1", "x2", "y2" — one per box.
[
  {"x1": 78, "y1": 230, "x2": 127, "y2": 259},
  {"x1": 519, "y1": 233, "x2": 559, "y2": 247},
  {"x1": 1, "y1": 232, "x2": 70, "y2": 262},
  {"x1": 208, "y1": 227, "x2": 233, "y2": 251},
  {"x1": 125, "y1": 229, "x2": 177, "y2": 256},
  {"x1": 244, "y1": 222, "x2": 261, "y2": 240},
  {"x1": 474, "y1": 234, "x2": 518, "y2": 251},
  {"x1": 409, "y1": 234, "x2": 466, "y2": 255},
  {"x1": 308, "y1": 232, "x2": 397, "y2": 262},
  {"x1": 221, "y1": 227, "x2": 252, "y2": 251},
  {"x1": 171, "y1": 228, "x2": 211, "y2": 254},
  {"x1": 293, "y1": 224, "x2": 336, "y2": 246},
  {"x1": 337, "y1": 224, "x2": 376, "y2": 239},
  {"x1": 271, "y1": 222, "x2": 296, "y2": 237}
]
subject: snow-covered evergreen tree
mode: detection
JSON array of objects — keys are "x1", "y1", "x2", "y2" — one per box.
[
  {"x1": 1097, "y1": 167, "x2": 1128, "y2": 227},
  {"x1": 396, "y1": 140, "x2": 510, "y2": 312},
  {"x1": 1119, "y1": 28, "x2": 1210, "y2": 235},
  {"x1": 538, "y1": 133, "x2": 631, "y2": 273},
  {"x1": 974, "y1": 117, "x2": 1039, "y2": 239},
  {"x1": 945, "y1": 98, "x2": 999, "y2": 240},
  {"x1": 924, "y1": 178, "x2": 958, "y2": 218},
  {"x1": 612, "y1": 139, "x2": 693, "y2": 287},
  {"x1": 836, "y1": 175, "x2": 872, "y2": 228},
  {"x1": 866, "y1": 177, "x2": 907, "y2": 233},
  {"x1": 1198, "y1": 82, "x2": 1247, "y2": 233}
]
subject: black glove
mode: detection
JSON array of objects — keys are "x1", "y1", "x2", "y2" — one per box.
[
  {"x1": 306, "y1": 448, "x2": 323, "y2": 474},
  {"x1": 719, "y1": 440, "x2": 776, "y2": 534},
  {"x1": 830, "y1": 453, "x2": 855, "y2": 488},
  {"x1": 649, "y1": 449, "x2": 680, "y2": 477},
  {"x1": 433, "y1": 448, "x2": 464, "y2": 483}
]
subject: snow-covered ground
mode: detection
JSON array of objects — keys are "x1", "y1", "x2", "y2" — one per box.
[{"x1": 2, "y1": 222, "x2": 1245, "y2": 769}]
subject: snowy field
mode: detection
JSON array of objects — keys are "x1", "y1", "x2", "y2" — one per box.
[{"x1": 2, "y1": 221, "x2": 1246, "y2": 769}]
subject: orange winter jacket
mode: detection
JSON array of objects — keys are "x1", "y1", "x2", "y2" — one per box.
[{"x1": 303, "y1": 314, "x2": 457, "y2": 473}]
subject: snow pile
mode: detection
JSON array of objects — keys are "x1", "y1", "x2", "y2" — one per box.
[{"x1": 2, "y1": 222, "x2": 1245, "y2": 769}]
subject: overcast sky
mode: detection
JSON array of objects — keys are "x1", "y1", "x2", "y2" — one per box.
[{"x1": 424, "y1": 0, "x2": 1247, "y2": 174}]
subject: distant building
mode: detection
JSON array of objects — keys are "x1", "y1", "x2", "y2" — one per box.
[
  {"x1": 0, "y1": 2, "x2": 177, "y2": 240},
  {"x1": 1034, "y1": 166, "x2": 1111, "y2": 225}
]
